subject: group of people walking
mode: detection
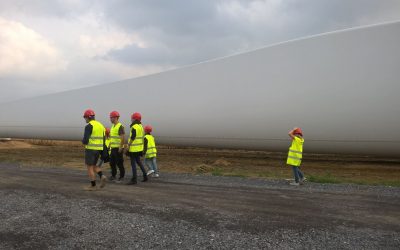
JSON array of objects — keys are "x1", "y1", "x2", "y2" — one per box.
[
  {"x1": 81, "y1": 109, "x2": 305, "y2": 190},
  {"x1": 82, "y1": 109, "x2": 158, "y2": 191}
]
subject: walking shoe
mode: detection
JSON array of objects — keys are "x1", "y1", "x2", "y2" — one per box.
[
  {"x1": 109, "y1": 176, "x2": 116, "y2": 181},
  {"x1": 154, "y1": 174, "x2": 159, "y2": 178},
  {"x1": 289, "y1": 182, "x2": 300, "y2": 186},
  {"x1": 142, "y1": 175, "x2": 148, "y2": 182},
  {"x1": 300, "y1": 177, "x2": 307, "y2": 182},
  {"x1": 83, "y1": 185, "x2": 98, "y2": 191},
  {"x1": 99, "y1": 175, "x2": 107, "y2": 188},
  {"x1": 126, "y1": 179, "x2": 137, "y2": 185},
  {"x1": 147, "y1": 170, "x2": 155, "y2": 176}
]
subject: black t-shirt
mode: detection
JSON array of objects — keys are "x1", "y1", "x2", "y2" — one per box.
[{"x1": 118, "y1": 126, "x2": 125, "y2": 135}]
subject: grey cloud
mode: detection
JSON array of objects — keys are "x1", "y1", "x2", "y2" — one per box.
[
  {"x1": 1, "y1": 0, "x2": 400, "y2": 102},
  {"x1": 102, "y1": 0, "x2": 400, "y2": 67}
]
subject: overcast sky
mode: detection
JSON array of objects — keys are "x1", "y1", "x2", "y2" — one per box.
[{"x1": 0, "y1": 0, "x2": 399, "y2": 102}]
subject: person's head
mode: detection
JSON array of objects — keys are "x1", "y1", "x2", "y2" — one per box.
[
  {"x1": 293, "y1": 127, "x2": 303, "y2": 137},
  {"x1": 144, "y1": 125, "x2": 152, "y2": 134},
  {"x1": 131, "y1": 112, "x2": 142, "y2": 123},
  {"x1": 83, "y1": 109, "x2": 95, "y2": 123},
  {"x1": 105, "y1": 128, "x2": 110, "y2": 138},
  {"x1": 109, "y1": 111, "x2": 120, "y2": 124}
]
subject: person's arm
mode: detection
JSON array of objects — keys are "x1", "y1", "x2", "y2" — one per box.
[
  {"x1": 118, "y1": 126, "x2": 125, "y2": 152},
  {"x1": 82, "y1": 124, "x2": 93, "y2": 145},
  {"x1": 126, "y1": 126, "x2": 136, "y2": 151},
  {"x1": 288, "y1": 127, "x2": 298, "y2": 140},
  {"x1": 143, "y1": 137, "x2": 148, "y2": 155}
]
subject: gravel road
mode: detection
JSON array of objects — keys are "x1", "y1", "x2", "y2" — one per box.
[{"x1": 0, "y1": 164, "x2": 399, "y2": 249}]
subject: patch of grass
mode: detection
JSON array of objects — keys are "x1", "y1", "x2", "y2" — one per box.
[
  {"x1": 27, "y1": 139, "x2": 57, "y2": 146},
  {"x1": 224, "y1": 173, "x2": 246, "y2": 178},
  {"x1": 211, "y1": 167, "x2": 223, "y2": 176},
  {"x1": 308, "y1": 173, "x2": 341, "y2": 184}
]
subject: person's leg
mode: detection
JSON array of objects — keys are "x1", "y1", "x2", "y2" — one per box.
[
  {"x1": 94, "y1": 150, "x2": 106, "y2": 188},
  {"x1": 145, "y1": 158, "x2": 155, "y2": 175},
  {"x1": 109, "y1": 148, "x2": 117, "y2": 179},
  {"x1": 84, "y1": 150, "x2": 97, "y2": 190},
  {"x1": 128, "y1": 153, "x2": 137, "y2": 184},
  {"x1": 144, "y1": 158, "x2": 151, "y2": 173},
  {"x1": 116, "y1": 150, "x2": 125, "y2": 179},
  {"x1": 135, "y1": 155, "x2": 147, "y2": 181},
  {"x1": 298, "y1": 167, "x2": 304, "y2": 180},
  {"x1": 152, "y1": 157, "x2": 158, "y2": 174},
  {"x1": 292, "y1": 166, "x2": 300, "y2": 183},
  {"x1": 87, "y1": 165, "x2": 96, "y2": 187}
]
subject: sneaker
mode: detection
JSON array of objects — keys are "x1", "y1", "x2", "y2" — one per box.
[
  {"x1": 142, "y1": 176, "x2": 148, "y2": 182},
  {"x1": 300, "y1": 177, "x2": 307, "y2": 182},
  {"x1": 83, "y1": 185, "x2": 98, "y2": 191},
  {"x1": 99, "y1": 175, "x2": 107, "y2": 188},
  {"x1": 147, "y1": 170, "x2": 155, "y2": 176},
  {"x1": 109, "y1": 176, "x2": 116, "y2": 181},
  {"x1": 154, "y1": 174, "x2": 159, "y2": 178},
  {"x1": 289, "y1": 182, "x2": 300, "y2": 186}
]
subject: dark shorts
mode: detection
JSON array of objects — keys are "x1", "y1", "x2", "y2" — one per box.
[
  {"x1": 85, "y1": 149, "x2": 102, "y2": 166},
  {"x1": 128, "y1": 151, "x2": 143, "y2": 157}
]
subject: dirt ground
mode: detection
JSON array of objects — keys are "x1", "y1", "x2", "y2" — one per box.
[
  {"x1": 0, "y1": 164, "x2": 399, "y2": 249},
  {"x1": 0, "y1": 139, "x2": 399, "y2": 186},
  {"x1": 0, "y1": 140, "x2": 399, "y2": 249}
]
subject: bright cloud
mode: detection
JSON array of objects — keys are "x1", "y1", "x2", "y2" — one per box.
[{"x1": 0, "y1": 17, "x2": 67, "y2": 79}]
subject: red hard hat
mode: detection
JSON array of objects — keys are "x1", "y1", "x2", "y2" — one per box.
[
  {"x1": 144, "y1": 125, "x2": 152, "y2": 133},
  {"x1": 109, "y1": 111, "x2": 120, "y2": 118},
  {"x1": 83, "y1": 109, "x2": 95, "y2": 118},
  {"x1": 105, "y1": 128, "x2": 110, "y2": 136},
  {"x1": 293, "y1": 128, "x2": 303, "y2": 136},
  {"x1": 131, "y1": 112, "x2": 141, "y2": 121}
]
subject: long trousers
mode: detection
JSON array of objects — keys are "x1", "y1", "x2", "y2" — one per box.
[
  {"x1": 145, "y1": 157, "x2": 158, "y2": 174},
  {"x1": 291, "y1": 166, "x2": 304, "y2": 183},
  {"x1": 110, "y1": 148, "x2": 125, "y2": 179},
  {"x1": 129, "y1": 152, "x2": 146, "y2": 180}
]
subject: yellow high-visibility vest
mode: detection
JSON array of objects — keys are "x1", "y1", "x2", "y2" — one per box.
[
  {"x1": 129, "y1": 124, "x2": 144, "y2": 152},
  {"x1": 86, "y1": 120, "x2": 105, "y2": 150},
  {"x1": 110, "y1": 122, "x2": 123, "y2": 148},
  {"x1": 145, "y1": 134, "x2": 157, "y2": 158},
  {"x1": 286, "y1": 136, "x2": 304, "y2": 167},
  {"x1": 105, "y1": 137, "x2": 111, "y2": 152}
]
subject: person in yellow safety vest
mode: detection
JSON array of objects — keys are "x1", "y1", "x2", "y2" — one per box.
[
  {"x1": 95, "y1": 128, "x2": 111, "y2": 168},
  {"x1": 109, "y1": 111, "x2": 126, "y2": 182},
  {"x1": 143, "y1": 125, "x2": 159, "y2": 178},
  {"x1": 287, "y1": 127, "x2": 305, "y2": 186},
  {"x1": 105, "y1": 128, "x2": 111, "y2": 150},
  {"x1": 82, "y1": 109, "x2": 107, "y2": 191},
  {"x1": 125, "y1": 112, "x2": 148, "y2": 184}
]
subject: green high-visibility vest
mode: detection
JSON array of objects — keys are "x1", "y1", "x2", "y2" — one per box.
[
  {"x1": 110, "y1": 122, "x2": 123, "y2": 148},
  {"x1": 86, "y1": 120, "x2": 105, "y2": 150},
  {"x1": 145, "y1": 134, "x2": 157, "y2": 158},
  {"x1": 286, "y1": 136, "x2": 304, "y2": 167},
  {"x1": 129, "y1": 123, "x2": 144, "y2": 152}
]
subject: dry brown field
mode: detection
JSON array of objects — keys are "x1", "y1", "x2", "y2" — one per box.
[{"x1": 1, "y1": 139, "x2": 399, "y2": 186}]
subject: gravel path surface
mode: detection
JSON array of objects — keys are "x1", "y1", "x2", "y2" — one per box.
[{"x1": 0, "y1": 164, "x2": 399, "y2": 249}]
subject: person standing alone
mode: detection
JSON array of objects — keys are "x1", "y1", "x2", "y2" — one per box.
[
  {"x1": 82, "y1": 109, "x2": 107, "y2": 191},
  {"x1": 109, "y1": 111, "x2": 126, "y2": 182},
  {"x1": 287, "y1": 127, "x2": 305, "y2": 186}
]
